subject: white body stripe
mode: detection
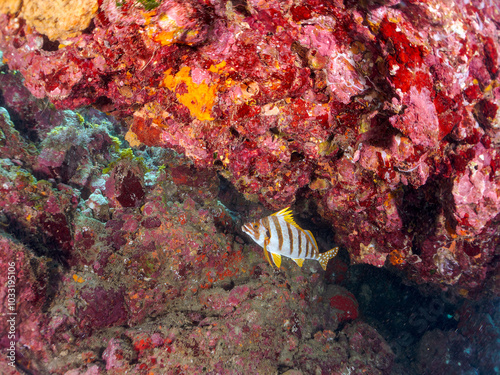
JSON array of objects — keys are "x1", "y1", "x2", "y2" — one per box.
[
  {"x1": 268, "y1": 217, "x2": 279, "y2": 252},
  {"x1": 297, "y1": 230, "x2": 304, "y2": 257},
  {"x1": 305, "y1": 230, "x2": 319, "y2": 258},
  {"x1": 289, "y1": 222, "x2": 299, "y2": 258},
  {"x1": 278, "y1": 217, "x2": 290, "y2": 253},
  {"x1": 264, "y1": 217, "x2": 319, "y2": 260}
]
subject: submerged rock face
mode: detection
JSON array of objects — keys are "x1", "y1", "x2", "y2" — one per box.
[
  {"x1": 0, "y1": 102, "x2": 395, "y2": 374},
  {"x1": 0, "y1": 1, "x2": 499, "y2": 290}
]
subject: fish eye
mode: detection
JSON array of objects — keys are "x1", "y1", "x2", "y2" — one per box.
[{"x1": 253, "y1": 223, "x2": 258, "y2": 228}]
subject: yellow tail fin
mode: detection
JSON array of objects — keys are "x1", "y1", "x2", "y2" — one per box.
[{"x1": 318, "y1": 247, "x2": 339, "y2": 271}]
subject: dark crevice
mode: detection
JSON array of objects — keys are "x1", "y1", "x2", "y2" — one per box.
[
  {"x1": 80, "y1": 185, "x2": 92, "y2": 201},
  {"x1": 291, "y1": 40, "x2": 309, "y2": 68},
  {"x1": 40, "y1": 260, "x2": 63, "y2": 313},
  {"x1": 217, "y1": 174, "x2": 249, "y2": 223},
  {"x1": 397, "y1": 179, "x2": 451, "y2": 252},
  {"x1": 15, "y1": 359, "x2": 38, "y2": 375},
  {"x1": 41, "y1": 36, "x2": 59, "y2": 52},
  {"x1": 60, "y1": 145, "x2": 86, "y2": 182},
  {"x1": 3, "y1": 214, "x2": 71, "y2": 268},
  {"x1": 0, "y1": 94, "x2": 41, "y2": 143},
  {"x1": 0, "y1": 218, "x2": 65, "y2": 316},
  {"x1": 229, "y1": 126, "x2": 240, "y2": 138},
  {"x1": 293, "y1": 196, "x2": 338, "y2": 253},
  {"x1": 364, "y1": 114, "x2": 399, "y2": 149},
  {"x1": 82, "y1": 18, "x2": 96, "y2": 35},
  {"x1": 269, "y1": 126, "x2": 280, "y2": 136},
  {"x1": 93, "y1": 95, "x2": 114, "y2": 108},
  {"x1": 221, "y1": 279, "x2": 235, "y2": 291},
  {"x1": 290, "y1": 151, "x2": 304, "y2": 163},
  {"x1": 230, "y1": 0, "x2": 251, "y2": 17},
  {"x1": 344, "y1": 264, "x2": 459, "y2": 367}
]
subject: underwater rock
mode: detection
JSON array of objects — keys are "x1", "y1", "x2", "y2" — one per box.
[
  {"x1": 454, "y1": 300, "x2": 500, "y2": 374},
  {"x1": 102, "y1": 337, "x2": 137, "y2": 372},
  {"x1": 328, "y1": 288, "x2": 359, "y2": 322},
  {"x1": 452, "y1": 142, "x2": 500, "y2": 236},
  {"x1": 0, "y1": 0, "x2": 498, "y2": 292},
  {"x1": 415, "y1": 301, "x2": 500, "y2": 375},
  {"x1": 417, "y1": 329, "x2": 476, "y2": 375},
  {"x1": 0, "y1": 101, "x2": 397, "y2": 373},
  {"x1": 0, "y1": 106, "x2": 37, "y2": 165},
  {"x1": 20, "y1": 0, "x2": 98, "y2": 41},
  {"x1": 0, "y1": 159, "x2": 77, "y2": 256},
  {"x1": 33, "y1": 118, "x2": 118, "y2": 188},
  {"x1": 0, "y1": 236, "x2": 57, "y2": 374}
]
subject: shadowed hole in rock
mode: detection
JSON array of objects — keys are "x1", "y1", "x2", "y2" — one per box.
[
  {"x1": 290, "y1": 151, "x2": 305, "y2": 162},
  {"x1": 344, "y1": 263, "x2": 458, "y2": 368},
  {"x1": 0, "y1": 80, "x2": 42, "y2": 142},
  {"x1": 82, "y1": 18, "x2": 96, "y2": 35},
  {"x1": 269, "y1": 126, "x2": 280, "y2": 135},
  {"x1": 230, "y1": 0, "x2": 251, "y2": 16},
  {"x1": 4, "y1": 214, "x2": 71, "y2": 265},
  {"x1": 397, "y1": 179, "x2": 453, "y2": 255},
  {"x1": 60, "y1": 145, "x2": 86, "y2": 182},
  {"x1": 41, "y1": 36, "x2": 59, "y2": 52},
  {"x1": 229, "y1": 126, "x2": 240, "y2": 138},
  {"x1": 80, "y1": 185, "x2": 92, "y2": 200},
  {"x1": 93, "y1": 95, "x2": 114, "y2": 111},
  {"x1": 221, "y1": 280, "x2": 235, "y2": 291}
]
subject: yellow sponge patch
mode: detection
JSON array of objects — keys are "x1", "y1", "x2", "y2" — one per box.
[{"x1": 162, "y1": 66, "x2": 219, "y2": 121}]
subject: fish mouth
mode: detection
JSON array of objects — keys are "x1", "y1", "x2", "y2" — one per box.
[{"x1": 242, "y1": 223, "x2": 252, "y2": 235}]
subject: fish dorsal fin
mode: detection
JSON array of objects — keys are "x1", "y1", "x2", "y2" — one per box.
[
  {"x1": 293, "y1": 258, "x2": 304, "y2": 267},
  {"x1": 271, "y1": 253, "x2": 282, "y2": 268},
  {"x1": 272, "y1": 207, "x2": 300, "y2": 228}
]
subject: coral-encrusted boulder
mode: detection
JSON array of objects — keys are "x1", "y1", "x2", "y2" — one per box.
[{"x1": 0, "y1": 0, "x2": 499, "y2": 291}]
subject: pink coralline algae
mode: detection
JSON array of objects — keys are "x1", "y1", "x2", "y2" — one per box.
[{"x1": 0, "y1": 0, "x2": 499, "y2": 296}]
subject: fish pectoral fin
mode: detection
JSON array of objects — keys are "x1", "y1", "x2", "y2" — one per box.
[
  {"x1": 263, "y1": 247, "x2": 274, "y2": 267},
  {"x1": 271, "y1": 253, "x2": 282, "y2": 268},
  {"x1": 293, "y1": 258, "x2": 304, "y2": 267}
]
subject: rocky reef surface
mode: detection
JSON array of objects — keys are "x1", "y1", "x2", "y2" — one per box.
[
  {"x1": 0, "y1": 75, "x2": 396, "y2": 373},
  {"x1": 1, "y1": 0, "x2": 499, "y2": 292},
  {"x1": 0, "y1": 0, "x2": 499, "y2": 374}
]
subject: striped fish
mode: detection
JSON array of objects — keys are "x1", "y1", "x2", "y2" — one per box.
[{"x1": 242, "y1": 207, "x2": 339, "y2": 270}]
